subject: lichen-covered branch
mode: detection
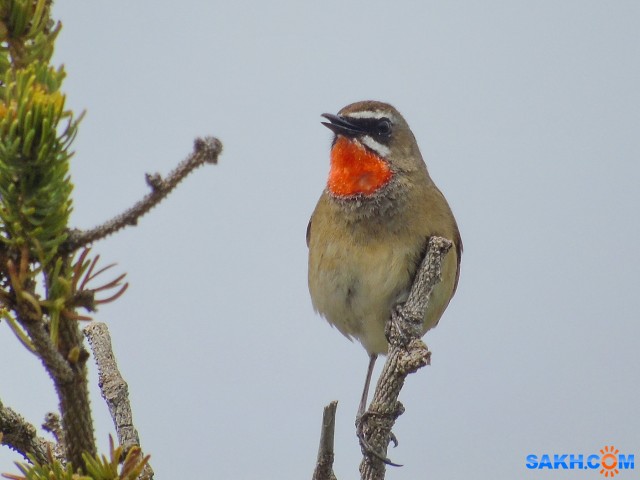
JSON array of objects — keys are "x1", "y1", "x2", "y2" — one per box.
[
  {"x1": 64, "y1": 137, "x2": 222, "y2": 252},
  {"x1": 0, "y1": 400, "x2": 53, "y2": 464},
  {"x1": 84, "y1": 322, "x2": 154, "y2": 480}
]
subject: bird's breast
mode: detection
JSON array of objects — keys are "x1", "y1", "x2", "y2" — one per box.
[
  {"x1": 307, "y1": 188, "x2": 460, "y2": 355},
  {"x1": 308, "y1": 219, "x2": 422, "y2": 354},
  {"x1": 327, "y1": 136, "x2": 392, "y2": 197}
]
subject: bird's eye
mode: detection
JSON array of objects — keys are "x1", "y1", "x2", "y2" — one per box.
[{"x1": 376, "y1": 118, "x2": 392, "y2": 137}]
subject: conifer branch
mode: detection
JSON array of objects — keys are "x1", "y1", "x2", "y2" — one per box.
[{"x1": 18, "y1": 318, "x2": 74, "y2": 383}]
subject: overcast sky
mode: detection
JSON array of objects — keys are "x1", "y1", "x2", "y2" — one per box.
[{"x1": 1, "y1": 1, "x2": 639, "y2": 479}]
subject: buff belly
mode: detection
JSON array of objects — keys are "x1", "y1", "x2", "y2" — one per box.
[{"x1": 308, "y1": 232, "x2": 458, "y2": 355}]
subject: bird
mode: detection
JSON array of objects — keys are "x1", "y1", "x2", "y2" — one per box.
[{"x1": 307, "y1": 100, "x2": 462, "y2": 417}]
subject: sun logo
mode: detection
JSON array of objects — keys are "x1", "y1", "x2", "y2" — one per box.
[{"x1": 600, "y1": 445, "x2": 620, "y2": 477}]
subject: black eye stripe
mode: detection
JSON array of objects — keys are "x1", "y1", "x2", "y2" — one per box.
[{"x1": 342, "y1": 117, "x2": 393, "y2": 138}]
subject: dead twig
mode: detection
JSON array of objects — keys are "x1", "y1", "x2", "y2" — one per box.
[
  {"x1": 64, "y1": 137, "x2": 222, "y2": 252},
  {"x1": 83, "y1": 322, "x2": 154, "y2": 480}
]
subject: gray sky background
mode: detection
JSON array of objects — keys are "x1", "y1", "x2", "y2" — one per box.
[{"x1": 1, "y1": 1, "x2": 639, "y2": 479}]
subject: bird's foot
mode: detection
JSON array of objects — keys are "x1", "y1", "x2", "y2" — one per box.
[
  {"x1": 386, "y1": 304, "x2": 422, "y2": 349},
  {"x1": 356, "y1": 412, "x2": 402, "y2": 467}
]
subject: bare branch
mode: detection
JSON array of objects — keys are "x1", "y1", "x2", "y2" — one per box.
[
  {"x1": 64, "y1": 136, "x2": 223, "y2": 252},
  {"x1": 0, "y1": 400, "x2": 54, "y2": 464},
  {"x1": 312, "y1": 401, "x2": 338, "y2": 480},
  {"x1": 358, "y1": 236, "x2": 452, "y2": 480},
  {"x1": 41, "y1": 412, "x2": 66, "y2": 461},
  {"x1": 83, "y1": 322, "x2": 154, "y2": 480}
]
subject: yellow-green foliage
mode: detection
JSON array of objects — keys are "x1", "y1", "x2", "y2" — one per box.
[
  {"x1": 4, "y1": 440, "x2": 150, "y2": 480},
  {"x1": 0, "y1": 0, "x2": 80, "y2": 267}
]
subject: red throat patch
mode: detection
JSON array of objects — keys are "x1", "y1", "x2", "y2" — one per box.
[{"x1": 327, "y1": 136, "x2": 392, "y2": 197}]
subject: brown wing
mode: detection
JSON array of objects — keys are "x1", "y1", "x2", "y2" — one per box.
[{"x1": 451, "y1": 225, "x2": 463, "y2": 297}]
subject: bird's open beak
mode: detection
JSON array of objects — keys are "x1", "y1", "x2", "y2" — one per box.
[{"x1": 321, "y1": 113, "x2": 365, "y2": 136}]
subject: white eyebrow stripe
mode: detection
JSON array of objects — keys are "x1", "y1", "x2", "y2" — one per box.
[
  {"x1": 360, "y1": 135, "x2": 391, "y2": 157},
  {"x1": 344, "y1": 110, "x2": 396, "y2": 121}
]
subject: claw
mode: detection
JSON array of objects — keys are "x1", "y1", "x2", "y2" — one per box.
[
  {"x1": 356, "y1": 413, "x2": 403, "y2": 467},
  {"x1": 389, "y1": 431, "x2": 399, "y2": 448}
]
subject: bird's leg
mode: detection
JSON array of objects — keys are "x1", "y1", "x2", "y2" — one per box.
[
  {"x1": 357, "y1": 353, "x2": 377, "y2": 419},
  {"x1": 355, "y1": 354, "x2": 402, "y2": 466}
]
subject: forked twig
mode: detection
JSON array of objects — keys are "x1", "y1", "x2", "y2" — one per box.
[{"x1": 64, "y1": 137, "x2": 222, "y2": 252}]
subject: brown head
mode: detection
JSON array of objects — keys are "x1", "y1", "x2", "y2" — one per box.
[{"x1": 321, "y1": 100, "x2": 429, "y2": 200}]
